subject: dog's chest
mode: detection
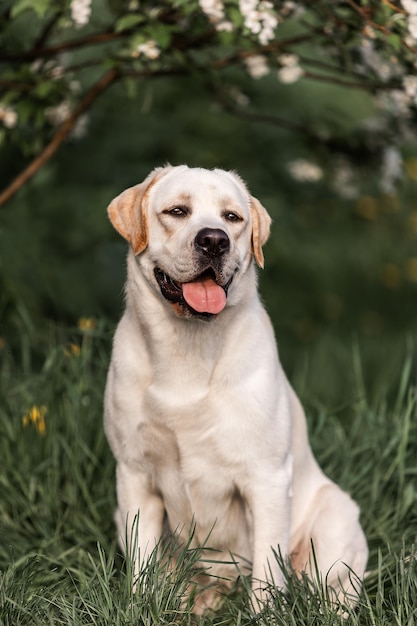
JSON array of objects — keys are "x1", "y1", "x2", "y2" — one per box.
[
  {"x1": 137, "y1": 394, "x2": 251, "y2": 542},
  {"x1": 138, "y1": 395, "x2": 245, "y2": 485},
  {"x1": 140, "y1": 376, "x2": 254, "y2": 470}
]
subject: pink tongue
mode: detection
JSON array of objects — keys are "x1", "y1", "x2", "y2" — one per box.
[{"x1": 182, "y1": 277, "x2": 227, "y2": 314}]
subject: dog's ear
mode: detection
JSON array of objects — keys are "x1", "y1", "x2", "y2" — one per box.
[
  {"x1": 250, "y1": 196, "x2": 271, "y2": 269},
  {"x1": 107, "y1": 166, "x2": 172, "y2": 255},
  {"x1": 217, "y1": 169, "x2": 272, "y2": 269}
]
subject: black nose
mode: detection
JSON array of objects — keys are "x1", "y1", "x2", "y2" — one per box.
[{"x1": 195, "y1": 228, "x2": 230, "y2": 257}]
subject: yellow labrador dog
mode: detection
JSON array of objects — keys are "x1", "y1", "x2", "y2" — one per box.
[{"x1": 104, "y1": 165, "x2": 368, "y2": 612}]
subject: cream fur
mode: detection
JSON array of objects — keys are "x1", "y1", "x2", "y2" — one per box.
[{"x1": 104, "y1": 165, "x2": 368, "y2": 612}]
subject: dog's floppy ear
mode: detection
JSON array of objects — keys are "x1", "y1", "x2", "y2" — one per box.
[
  {"x1": 250, "y1": 196, "x2": 271, "y2": 269},
  {"x1": 217, "y1": 169, "x2": 271, "y2": 269},
  {"x1": 107, "y1": 166, "x2": 172, "y2": 255}
]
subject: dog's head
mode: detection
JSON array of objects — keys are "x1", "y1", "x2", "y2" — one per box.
[{"x1": 107, "y1": 165, "x2": 271, "y2": 320}]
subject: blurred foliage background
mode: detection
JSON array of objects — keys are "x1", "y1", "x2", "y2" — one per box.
[{"x1": 1, "y1": 0, "x2": 417, "y2": 402}]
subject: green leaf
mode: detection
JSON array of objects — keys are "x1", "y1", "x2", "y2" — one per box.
[
  {"x1": 387, "y1": 33, "x2": 402, "y2": 52},
  {"x1": 122, "y1": 77, "x2": 139, "y2": 99},
  {"x1": 11, "y1": 0, "x2": 51, "y2": 18},
  {"x1": 34, "y1": 81, "x2": 55, "y2": 99},
  {"x1": 115, "y1": 13, "x2": 146, "y2": 33},
  {"x1": 228, "y1": 5, "x2": 244, "y2": 29},
  {"x1": 147, "y1": 23, "x2": 172, "y2": 49},
  {"x1": 15, "y1": 100, "x2": 35, "y2": 124},
  {"x1": 170, "y1": 0, "x2": 196, "y2": 6},
  {"x1": 11, "y1": 0, "x2": 31, "y2": 18}
]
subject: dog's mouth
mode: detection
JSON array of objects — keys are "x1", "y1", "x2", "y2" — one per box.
[{"x1": 154, "y1": 267, "x2": 233, "y2": 318}]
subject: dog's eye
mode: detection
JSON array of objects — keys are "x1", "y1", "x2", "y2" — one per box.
[
  {"x1": 166, "y1": 206, "x2": 189, "y2": 218},
  {"x1": 224, "y1": 211, "x2": 243, "y2": 223}
]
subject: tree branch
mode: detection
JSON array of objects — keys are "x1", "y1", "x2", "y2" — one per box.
[
  {"x1": 211, "y1": 81, "x2": 309, "y2": 135},
  {"x1": 0, "y1": 79, "x2": 34, "y2": 91},
  {"x1": 344, "y1": 0, "x2": 392, "y2": 36},
  {"x1": 0, "y1": 30, "x2": 126, "y2": 63},
  {"x1": 222, "y1": 101, "x2": 309, "y2": 135},
  {"x1": 0, "y1": 68, "x2": 119, "y2": 208},
  {"x1": 302, "y1": 70, "x2": 383, "y2": 92},
  {"x1": 0, "y1": 6, "x2": 177, "y2": 64},
  {"x1": 33, "y1": 9, "x2": 63, "y2": 49},
  {"x1": 215, "y1": 90, "x2": 384, "y2": 161},
  {"x1": 382, "y1": 0, "x2": 406, "y2": 13},
  {"x1": 212, "y1": 33, "x2": 315, "y2": 69}
]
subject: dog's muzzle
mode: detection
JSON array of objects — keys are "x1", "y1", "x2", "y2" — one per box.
[
  {"x1": 154, "y1": 269, "x2": 233, "y2": 320},
  {"x1": 154, "y1": 228, "x2": 234, "y2": 319}
]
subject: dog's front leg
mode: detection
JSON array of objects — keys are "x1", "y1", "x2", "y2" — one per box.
[
  {"x1": 249, "y1": 457, "x2": 292, "y2": 606},
  {"x1": 115, "y1": 462, "x2": 165, "y2": 581}
]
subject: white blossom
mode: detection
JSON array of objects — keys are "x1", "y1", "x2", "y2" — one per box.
[
  {"x1": 401, "y1": 0, "x2": 417, "y2": 40},
  {"x1": 136, "y1": 40, "x2": 160, "y2": 60},
  {"x1": 228, "y1": 86, "x2": 250, "y2": 107},
  {"x1": 199, "y1": 0, "x2": 225, "y2": 23},
  {"x1": 403, "y1": 75, "x2": 417, "y2": 103},
  {"x1": 70, "y1": 0, "x2": 92, "y2": 28},
  {"x1": 45, "y1": 101, "x2": 72, "y2": 126},
  {"x1": 244, "y1": 55, "x2": 269, "y2": 79},
  {"x1": 49, "y1": 65, "x2": 65, "y2": 80},
  {"x1": 239, "y1": 0, "x2": 278, "y2": 45},
  {"x1": 30, "y1": 59, "x2": 43, "y2": 73},
  {"x1": 287, "y1": 159, "x2": 323, "y2": 182},
  {"x1": 331, "y1": 159, "x2": 359, "y2": 200},
  {"x1": 380, "y1": 146, "x2": 403, "y2": 194},
  {"x1": 199, "y1": 0, "x2": 233, "y2": 32},
  {"x1": 216, "y1": 19, "x2": 234, "y2": 32},
  {"x1": 408, "y1": 14, "x2": 417, "y2": 38},
  {"x1": 71, "y1": 114, "x2": 89, "y2": 140},
  {"x1": 0, "y1": 105, "x2": 18, "y2": 129},
  {"x1": 359, "y1": 39, "x2": 393, "y2": 80},
  {"x1": 277, "y1": 54, "x2": 303, "y2": 83},
  {"x1": 401, "y1": 0, "x2": 417, "y2": 14},
  {"x1": 278, "y1": 65, "x2": 303, "y2": 83},
  {"x1": 377, "y1": 89, "x2": 412, "y2": 117},
  {"x1": 45, "y1": 102, "x2": 88, "y2": 139},
  {"x1": 69, "y1": 80, "x2": 82, "y2": 94},
  {"x1": 281, "y1": 1, "x2": 305, "y2": 18}
]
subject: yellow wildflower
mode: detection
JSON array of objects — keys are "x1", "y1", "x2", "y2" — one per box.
[
  {"x1": 405, "y1": 258, "x2": 417, "y2": 283},
  {"x1": 78, "y1": 317, "x2": 97, "y2": 332},
  {"x1": 64, "y1": 343, "x2": 81, "y2": 357},
  {"x1": 355, "y1": 196, "x2": 379, "y2": 221},
  {"x1": 404, "y1": 157, "x2": 417, "y2": 181},
  {"x1": 381, "y1": 263, "x2": 401, "y2": 289},
  {"x1": 22, "y1": 405, "x2": 47, "y2": 436}
]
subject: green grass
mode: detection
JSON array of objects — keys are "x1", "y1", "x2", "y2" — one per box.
[{"x1": 0, "y1": 323, "x2": 416, "y2": 625}]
